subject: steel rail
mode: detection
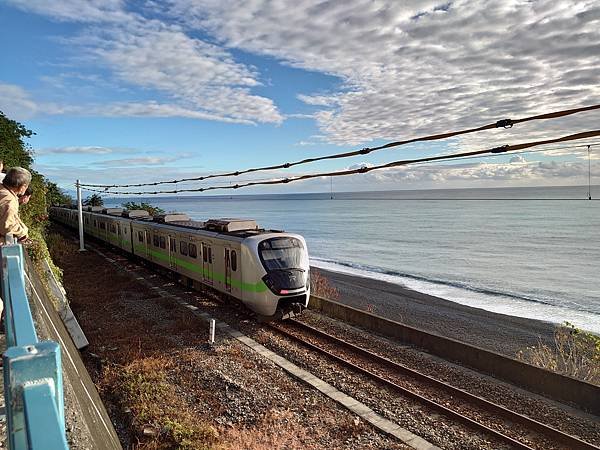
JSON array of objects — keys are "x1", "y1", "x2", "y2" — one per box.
[{"x1": 270, "y1": 319, "x2": 599, "y2": 450}]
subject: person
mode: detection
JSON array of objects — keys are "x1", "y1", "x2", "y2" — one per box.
[
  {"x1": 0, "y1": 160, "x2": 5, "y2": 183},
  {"x1": 0, "y1": 167, "x2": 31, "y2": 243},
  {"x1": 18, "y1": 186, "x2": 33, "y2": 205}
]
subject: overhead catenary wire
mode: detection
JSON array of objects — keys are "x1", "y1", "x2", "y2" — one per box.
[
  {"x1": 79, "y1": 129, "x2": 600, "y2": 196},
  {"x1": 78, "y1": 103, "x2": 600, "y2": 189}
]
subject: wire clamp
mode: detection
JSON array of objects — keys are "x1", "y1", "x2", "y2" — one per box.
[
  {"x1": 491, "y1": 145, "x2": 510, "y2": 153},
  {"x1": 496, "y1": 119, "x2": 513, "y2": 128},
  {"x1": 359, "y1": 147, "x2": 371, "y2": 155},
  {"x1": 283, "y1": 163, "x2": 291, "y2": 168}
]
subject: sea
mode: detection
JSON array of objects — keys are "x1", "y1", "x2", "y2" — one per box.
[{"x1": 106, "y1": 185, "x2": 600, "y2": 333}]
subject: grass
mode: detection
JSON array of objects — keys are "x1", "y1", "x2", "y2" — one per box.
[
  {"x1": 102, "y1": 356, "x2": 219, "y2": 449},
  {"x1": 517, "y1": 322, "x2": 600, "y2": 385}
]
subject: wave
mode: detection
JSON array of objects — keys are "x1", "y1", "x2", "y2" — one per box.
[
  {"x1": 310, "y1": 256, "x2": 558, "y2": 305},
  {"x1": 310, "y1": 257, "x2": 600, "y2": 333}
]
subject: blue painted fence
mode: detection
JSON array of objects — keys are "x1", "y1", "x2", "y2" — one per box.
[{"x1": 1, "y1": 241, "x2": 68, "y2": 449}]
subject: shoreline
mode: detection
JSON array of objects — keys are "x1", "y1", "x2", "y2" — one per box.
[{"x1": 313, "y1": 266, "x2": 557, "y2": 357}]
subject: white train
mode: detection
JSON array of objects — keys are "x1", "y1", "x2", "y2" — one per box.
[{"x1": 50, "y1": 206, "x2": 310, "y2": 319}]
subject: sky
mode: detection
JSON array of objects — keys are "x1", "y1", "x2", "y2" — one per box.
[{"x1": 0, "y1": 0, "x2": 599, "y2": 196}]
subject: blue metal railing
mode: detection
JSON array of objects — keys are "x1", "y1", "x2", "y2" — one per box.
[{"x1": 1, "y1": 241, "x2": 68, "y2": 449}]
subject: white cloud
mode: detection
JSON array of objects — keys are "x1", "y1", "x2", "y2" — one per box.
[
  {"x1": 162, "y1": 0, "x2": 600, "y2": 145},
  {"x1": 5, "y1": 1, "x2": 283, "y2": 125},
  {"x1": 0, "y1": 83, "x2": 260, "y2": 125},
  {"x1": 5, "y1": 0, "x2": 129, "y2": 23},
  {"x1": 0, "y1": 83, "x2": 44, "y2": 120},
  {"x1": 95, "y1": 156, "x2": 180, "y2": 167},
  {"x1": 37, "y1": 146, "x2": 129, "y2": 155}
]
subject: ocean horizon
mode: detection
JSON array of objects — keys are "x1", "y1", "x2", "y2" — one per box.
[{"x1": 105, "y1": 184, "x2": 600, "y2": 333}]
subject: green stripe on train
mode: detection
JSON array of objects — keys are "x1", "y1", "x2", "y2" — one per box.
[{"x1": 132, "y1": 243, "x2": 268, "y2": 293}]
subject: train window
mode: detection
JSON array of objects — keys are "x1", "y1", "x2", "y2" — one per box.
[
  {"x1": 100, "y1": 222, "x2": 106, "y2": 230},
  {"x1": 170, "y1": 238, "x2": 176, "y2": 252},
  {"x1": 138, "y1": 231, "x2": 144, "y2": 242},
  {"x1": 153, "y1": 235, "x2": 159, "y2": 247},
  {"x1": 110, "y1": 224, "x2": 116, "y2": 233},
  {"x1": 208, "y1": 247, "x2": 212, "y2": 263},
  {"x1": 180, "y1": 241, "x2": 188, "y2": 255},
  {"x1": 189, "y1": 243, "x2": 197, "y2": 258},
  {"x1": 159, "y1": 236, "x2": 166, "y2": 249},
  {"x1": 117, "y1": 226, "x2": 121, "y2": 235},
  {"x1": 202, "y1": 245, "x2": 207, "y2": 262},
  {"x1": 94, "y1": 220, "x2": 97, "y2": 227},
  {"x1": 231, "y1": 250, "x2": 237, "y2": 271}
]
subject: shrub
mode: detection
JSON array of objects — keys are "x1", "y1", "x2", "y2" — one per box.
[
  {"x1": 516, "y1": 322, "x2": 600, "y2": 385},
  {"x1": 121, "y1": 201, "x2": 165, "y2": 216},
  {"x1": 310, "y1": 269, "x2": 340, "y2": 300}
]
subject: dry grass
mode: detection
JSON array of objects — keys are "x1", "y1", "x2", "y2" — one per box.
[
  {"x1": 219, "y1": 409, "x2": 309, "y2": 449},
  {"x1": 517, "y1": 322, "x2": 600, "y2": 385},
  {"x1": 219, "y1": 409, "x2": 366, "y2": 450},
  {"x1": 310, "y1": 269, "x2": 340, "y2": 300},
  {"x1": 102, "y1": 356, "x2": 219, "y2": 449}
]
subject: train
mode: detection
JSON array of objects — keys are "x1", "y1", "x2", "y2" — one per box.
[{"x1": 49, "y1": 206, "x2": 310, "y2": 319}]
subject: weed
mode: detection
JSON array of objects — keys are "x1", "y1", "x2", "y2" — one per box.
[
  {"x1": 310, "y1": 269, "x2": 340, "y2": 300},
  {"x1": 517, "y1": 322, "x2": 600, "y2": 384}
]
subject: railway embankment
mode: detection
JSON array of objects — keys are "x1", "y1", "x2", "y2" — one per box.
[{"x1": 0, "y1": 250, "x2": 121, "y2": 449}]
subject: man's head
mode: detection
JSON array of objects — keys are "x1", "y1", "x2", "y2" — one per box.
[
  {"x1": 19, "y1": 186, "x2": 33, "y2": 205},
  {"x1": 3, "y1": 167, "x2": 32, "y2": 195}
]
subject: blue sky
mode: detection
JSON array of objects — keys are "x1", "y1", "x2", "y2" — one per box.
[{"x1": 1, "y1": 0, "x2": 599, "y2": 196}]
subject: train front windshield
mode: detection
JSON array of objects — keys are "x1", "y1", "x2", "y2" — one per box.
[{"x1": 258, "y1": 237, "x2": 305, "y2": 271}]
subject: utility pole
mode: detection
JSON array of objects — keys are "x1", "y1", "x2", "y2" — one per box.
[
  {"x1": 76, "y1": 179, "x2": 86, "y2": 251},
  {"x1": 588, "y1": 145, "x2": 592, "y2": 200}
]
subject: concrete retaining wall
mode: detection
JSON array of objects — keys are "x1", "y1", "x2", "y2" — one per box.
[{"x1": 309, "y1": 295, "x2": 600, "y2": 415}]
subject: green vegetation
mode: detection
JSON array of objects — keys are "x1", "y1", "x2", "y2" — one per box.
[
  {"x1": 0, "y1": 110, "x2": 71, "y2": 279},
  {"x1": 517, "y1": 322, "x2": 600, "y2": 385},
  {"x1": 121, "y1": 201, "x2": 165, "y2": 216},
  {"x1": 46, "y1": 181, "x2": 73, "y2": 206},
  {"x1": 83, "y1": 193, "x2": 104, "y2": 207}
]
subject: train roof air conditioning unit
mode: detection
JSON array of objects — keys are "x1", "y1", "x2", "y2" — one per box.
[
  {"x1": 204, "y1": 218, "x2": 258, "y2": 232},
  {"x1": 153, "y1": 213, "x2": 190, "y2": 223},
  {"x1": 102, "y1": 208, "x2": 124, "y2": 216},
  {"x1": 87, "y1": 206, "x2": 104, "y2": 212},
  {"x1": 122, "y1": 210, "x2": 150, "y2": 219}
]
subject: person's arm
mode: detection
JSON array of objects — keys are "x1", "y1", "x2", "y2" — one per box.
[{"x1": 1, "y1": 200, "x2": 28, "y2": 239}]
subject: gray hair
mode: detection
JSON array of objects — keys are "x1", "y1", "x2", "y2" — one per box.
[{"x1": 3, "y1": 167, "x2": 32, "y2": 189}]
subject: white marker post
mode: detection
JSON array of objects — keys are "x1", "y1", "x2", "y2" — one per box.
[
  {"x1": 76, "y1": 179, "x2": 86, "y2": 252},
  {"x1": 208, "y1": 319, "x2": 215, "y2": 346}
]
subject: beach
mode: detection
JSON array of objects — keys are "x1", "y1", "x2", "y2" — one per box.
[{"x1": 316, "y1": 267, "x2": 557, "y2": 357}]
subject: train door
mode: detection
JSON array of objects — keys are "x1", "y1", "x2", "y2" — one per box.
[
  {"x1": 224, "y1": 247, "x2": 232, "y2": 292},
  {"x1": 116, "y1": 223, "x2": 122, "y2": 247},
  {"x1": 144, "y1": 230, "x2": 151, "y2": 258},
  {"x1": 168, "y1": 235, "x2": 177, "y2": 270},
  {"x1": 202, "y1": 242, "x2": 213, "y2": 284}
]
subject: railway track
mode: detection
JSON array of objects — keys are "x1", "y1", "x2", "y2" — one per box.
[
  {"x1": 268, "y1": 319, "x2": 599, "y2": 450},
  {"x1": 59, "y1": 229, "x2": 598, "y2": 449}
]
